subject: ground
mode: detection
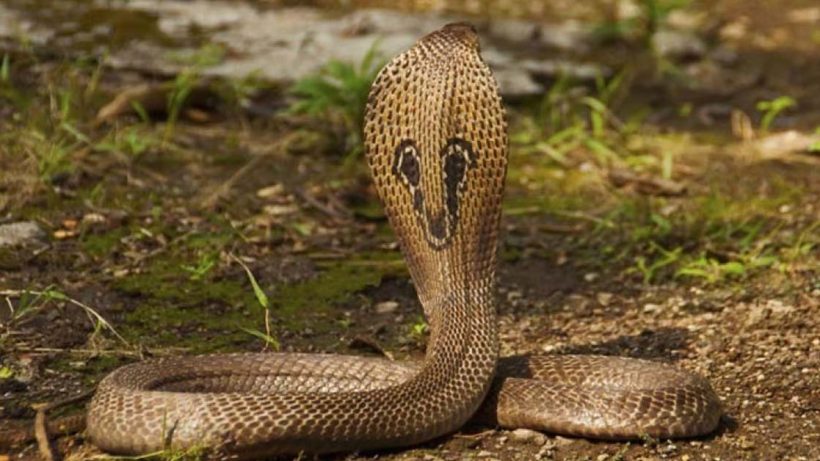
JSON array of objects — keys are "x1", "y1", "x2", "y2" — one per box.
[{"x1": 0, "y1": 1, "x2": 818, "y2": 461}]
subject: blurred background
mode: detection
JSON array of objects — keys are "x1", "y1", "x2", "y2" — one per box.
[{"x1": 0, "y1": 1, "x2": 817, "y2": 460}]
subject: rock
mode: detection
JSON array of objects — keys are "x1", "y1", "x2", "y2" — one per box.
[
  {"x1": 1, "y1": 1, "x2": 604, "y2": 97},
  {"x1": 0, "y1": 221, "x2": 46, "y2": 247},
  {"x1": 375, "y1": 300, "x2": 399, "y2": 314},
  {"x1": 256, "y1": 184, "x2": 284, "y2": 199},
  {"x1": 488, "y1": 19, "x2": 541, "y2": 43},
  {"x1": 596, "y1": 292, "x2": 613, "y2": 306},
  {"x1": 539, "y1": 21, "x2": 591, "y2": 50},
  {"x1": 652, "y1": 30, "x2": 706, "y2": 59},
  {"x1": 754, "y1": 130, "x2": 820, "y2": 157},
  {"x1": 509, "y1": 428, "x2": 546, "y2": 446},
  {"x1": 553, "y1": 435, "x2": 575, "y2": 446},
  {"x1": 738, "y1": 436, "x2": 755, "y2": 450},
  {"x1": 643, "y1": 303, "x2": 662, "y2": 313},
  {"x1": 520, "y1": 59, "x2": 610, "y2": 81},
  {"x1": 82, "y1": 213, "x2": 107, "y2": 224}
]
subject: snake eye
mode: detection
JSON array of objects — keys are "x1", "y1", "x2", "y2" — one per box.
[{"x1": 393, "y1": 140, "x2": 421, "y2": 187}]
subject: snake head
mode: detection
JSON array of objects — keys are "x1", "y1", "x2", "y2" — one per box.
[{"x1": 364, "y1": 21, "x2": 507, "y2": 293}]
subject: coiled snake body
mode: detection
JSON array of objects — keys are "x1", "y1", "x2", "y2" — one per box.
[{"x1": 87, "y1": 24, "x2": 720, "y2": 459}]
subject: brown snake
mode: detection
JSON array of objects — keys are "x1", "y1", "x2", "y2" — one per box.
[{"x1": 86, "y1": 23, "x2": 721, "y2": 459}]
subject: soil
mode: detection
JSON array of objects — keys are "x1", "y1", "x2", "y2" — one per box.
[{"x1": 0, "y1": 1, "x2": 818, "y2": 461}]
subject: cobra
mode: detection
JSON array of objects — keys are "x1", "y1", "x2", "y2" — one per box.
[{"x1": 87, "y1": 23, "x2": 721, "y2": 459}]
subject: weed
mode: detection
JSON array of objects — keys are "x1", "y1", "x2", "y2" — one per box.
[
  {"x1": 22, "y1": 128, "x2": 78, "y2": 182},
  {"x1": 408, "y1": 315, "x2": 428, "y2": 343},
  {"x1": 181, "y1": 252, "x2": 218, "y2": 281},
  {"x1": 1, "y1": 54, "x2": 10, "y2": 83},
  {"x1": 234, "y1": 255, "x2": 280, "y2": 351},
  {"x1": 96, "y1": 125, "x2": 158, "y2": 158},
  {"x1": 164, "y1": 69, "x2": 199, "y2": 142},
  {"x1": 676, "y1": 256, "x2": 746, "y2": 283},
  {"x1": 0, "y1": 366, "x2": 13, "y2": 379},
  {"x1": 515, "y1": 72, "x2": 638, "y2": 170},
  {"x1": 593, "y1": 0, "x2": 691, "y2": 45},
  {"x1": 161, "y1": 43, "x2": 226, "y2": 141},
  {"x1": 633, "y1": 243, "x2": 682, "y2": 284},
  {"x1": 756, "y1": 96, "x2": 796, "y2": 133},
  {"x1": 1, "y1": 286, "x2": 130, "y2": 348},
  {"x1": 289, "y1": 44, "x2": 384, "y2": 157},
  {"x1": 89, "y1": 438, "x2": 209, "y2": 460},
  {"x1": 810, "y1": 127, "x2": 820, "y2": 152}
]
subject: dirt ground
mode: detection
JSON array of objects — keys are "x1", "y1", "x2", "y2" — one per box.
[{"x1": 0, "y1": 1, "x2": 818, "y2": 460}]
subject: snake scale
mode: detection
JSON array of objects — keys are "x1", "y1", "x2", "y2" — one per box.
[{"x1": 87, "y1": 23, "x2": 721, "y2": 459}]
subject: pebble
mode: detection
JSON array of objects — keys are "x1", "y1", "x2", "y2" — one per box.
[
  {"x1": 553, "y1": 435, "x2": 575, "y2": 446},
  {"x1": 375, "y1": 300, "x2": 399, "y2": 314},
  {"x1": 82, "y1": 212, "x2": 107, "y2": 224},
  {"x1": 596, "y1": 292, "x2": 613, "y2": 306},
  {"x1": 256, "y1": 184, "x2": 284, "y2": 198},
  {"x1": 584, "y1": 272, "x2": 599, "y2": 282},
  {"x1": 738, "y1": 436, "x2": 755, "y2": 450},
  {"x1": 0, "y1": 221, "x2": 45, "y2": 247},
  {"x1": 509, "y1": 428, "x2": 546, "y2": 446},
  {"x1": 643, "y1": 303, "x2": 662, "y2": 313}
]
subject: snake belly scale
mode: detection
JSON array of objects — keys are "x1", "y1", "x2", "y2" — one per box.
[{"x1": 87, "y1": 23, "x2": 721, "y2": 459}]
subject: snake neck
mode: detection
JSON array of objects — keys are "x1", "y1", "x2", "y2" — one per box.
[{"x1": 424, "y1": 282, "x2": 498, "y2": 356}]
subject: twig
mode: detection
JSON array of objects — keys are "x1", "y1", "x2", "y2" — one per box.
[
  {"x1": 293, "y1": 188, "x2": 353, "y2": 222},
  {"x1": 31, "y1": 390, "x2": 93, "y2": 461},
  {"x1": 14, "y1": 346, "x2": 187, "y2": 357},
  {"x1": 200, "y1": 132, "x2": 300, "y2": 209},
  {"x1": 608, "y1": 168, "x2": 687, "y2": 197},
  {"x1": 34, "y1": 406, "x2": 56, "y2": 461}
]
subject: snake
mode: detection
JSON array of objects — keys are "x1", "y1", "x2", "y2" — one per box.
[{"x1": 86, "y1": 23, "x2": 721, "y2": 459}]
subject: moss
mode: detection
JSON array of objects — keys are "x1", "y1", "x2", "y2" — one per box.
[
  {"x1": 113, "y1": 244, "x2": 405, "y2": 352},
  {"x1": 81, "y1": 227, "x2": 128, "y2": 258},
  {"x1": 274, "y1": 255, "x2": 404, "y2": 316}
]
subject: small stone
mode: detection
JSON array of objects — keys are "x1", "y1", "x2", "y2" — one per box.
[
  {"x1": 643, "y1": 303, "x2": 661, "y2": 313},
  {"x1": 510, "y1": 428, "x2": 546, "y2": 446},
  {"x1": 53, "y1": 229, "x2": 77, "y2": 240},
  {"x1": 652, "y1": 30, "x2": 705, "y2": 59},
  {"x1": 263, "y1": 204, "x2": 298, "y2": 216},
  {"x1": 375, "y1": 301, "x2": 399, "y2": 314},
  {"x1": 0, "y1": 221, "x2": 45, "y2": 247},
  {"x1": 583, "y1": 272, "x2": 599, "y2": 282},
  {"x1": 82, "y1": 212, "x2": 106, "y2": 224},
  {"x1": 596, "y1": 292, "x2": 613, "y2": 306},
  {"x1": 553, "y1": 435, "x2": 575, "y2": 446},
  {"x1": 662, "y1": 443, "x2": 678, "y2": 452},
  {"x1": 256, "y1": 184, "x2": 284, "y2": 198},
  {"x1": 738, "y1": 436, "x2": 755, "y2": 450}
]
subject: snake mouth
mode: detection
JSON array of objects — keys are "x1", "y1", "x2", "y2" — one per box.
[{"x1": 392, "y1": 138, "x2": 476, "y2": 250}]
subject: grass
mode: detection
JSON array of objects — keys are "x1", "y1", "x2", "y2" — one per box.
[
  {"x1": 593, "y1": 0, "x2": 692, "y2": 45},
  {"x1": 234, "y1": 254, "x2": 279, "y2": 351},
  {"x1": 756, "y1": 96, "x2": 796, "y2": 133},
  {"x1": 507, "y1": 70, "x2": 814, "y2": 288},
  {"x1": 288, "y1": 44, "x2": 384, "y2": 158},
  {"x1": 0, "y1": 286, "x2": 131, "y2": 350}
]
